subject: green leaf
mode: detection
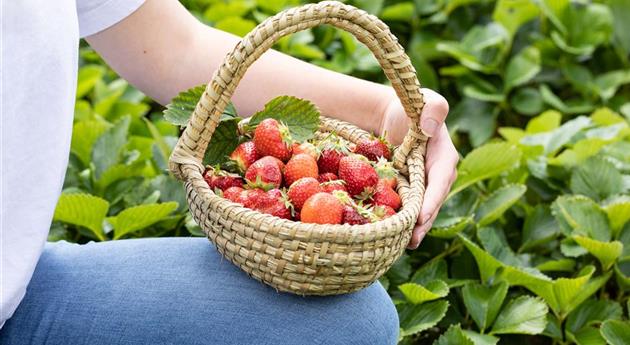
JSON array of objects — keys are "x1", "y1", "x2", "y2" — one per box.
[
  {"x1": 594, "y1": 70, "x2": 630, "y2": 101},
  {"x1": 490, "y1": 296, "x2": 548, "y2": 335},
  {"x1": 92, "y1": 116, "x2": 131, "y2": 179},
  {"x1": 600, "y1": 320, "x2": 630, "y2": 345},
  {"x1": 521, "y1": 115, "x2": 592, "y2": 155},
  {"x1": 475, "y1": 184, "x2": 526, "y2": 226},
  {"x1": 511, "y1": 87, "x2": 543, "y2": 115},
  {"x1": 434, "y1": 324, "x2": 474, "y2": 345},
  {"x1": 611, "y1": 0, "x2": 630, "y2": 55},
  {"x1": 566, "y1": 299, "x2": 622, "y2": 334},
  {"x1": 163, "y1": 84, "x2": 206, "y2": 126},
  {"x1": 399, "y1": 300, "x2": 449, "y2": 337},
  {"x1": 202, "y1": 117, "x2": 241, "y2": 166},
  {"x1": 604, "y1": 196, "x2": 630, "y2": 238},
  {"x1": 76, "y1": 65, "x2": 105, "y2": 99},
  {"x1": 551, "y1": 195, "x2": 611, "y2": 241},
  {"x1": 571, "y1": 326, "x2": 606, "y2": 345},
  {"x1": 94, "y1": 79, "x2": 127, "y2": 118},
  {"x1": 449, "y1": 142, "x2": 521, "y2": 197},
  {"x1": 504, "y1": 46, "x2": 541, "y2": 91},
  {"x1": 520, "y1": 205, "x2": 559, "y2": 252},
  {"x1": 551, "y1": 3, "x2": 614, "y2": 56},
  {"x1": 248, "y1": 96, "x2": 320, "y2": 141},
  {"x1": 429, "y1": 216, "x2": 473, "y2": 238},
  {"x1": 573, "y1": 235, "x2": 623, "y2": 270},
  {"x1": 215, "y1": 17, "x2": 257, "y2": 37},
  {"x1": 71, "y1": 120, "x2": 111, "y2": 166},
  {"x1": 536, "y1": 259, "x2": 576, "y2": 272},
  {"x1": 461, "y1": 330, "x2": 499, "y2": 345},
  {"x1": 53, "y1": 193, "x2": 109, "y2": 241},
  {"x1": 462, "y1": 281, "x2": 508, "y2": 331},
  {"x1": 493, "y1": 0, "x2": 539, "y2": 37},
  {"x1": 380, "y1": 2, "x2": 414, "y2": 21},
  {"x1": 398, "y1": 280, "x2": 449, "y2": 305},
  {"x1": 570, "y1": 156, "x2": 623, "y2": 201},
  {"x1": 526, "y1": 110, "x2": 562, "y2": 134},
  {"x1": 203, "y1": 1, "x2": 253, "y2": 22},
  {"x1": 410, "y1": 259, "x2": 448, "y2": 286},
  {"x1": 436, "y1": 23, "x2": 509, "y2": 73},
  {"x1": 109, "y1": 202, "x2": 178, "y2": 240}
]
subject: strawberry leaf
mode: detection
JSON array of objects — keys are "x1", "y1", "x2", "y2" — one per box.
[
  {"x1": 164, "y1": 84, "x2": 237, "y2": 126},
  {"x1": 203, "y1": 117, "x2": 241, "y2": 166},
  {"x1": 247, "y1": 96, "x2": 320, "y2": 141}
]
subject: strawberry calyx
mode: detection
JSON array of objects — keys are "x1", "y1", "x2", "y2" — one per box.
[{"x1": 245, "y1": 175, "x2": 277, "y2": 192}]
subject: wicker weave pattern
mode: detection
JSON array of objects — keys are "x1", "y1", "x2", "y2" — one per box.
[{"x1": 169, "y1": 1, "x2": 428, "y2": 295}]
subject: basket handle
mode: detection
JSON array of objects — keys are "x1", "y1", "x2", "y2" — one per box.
[{"x1": 169, "y1": 1, "x2": 426, "y2": 180}]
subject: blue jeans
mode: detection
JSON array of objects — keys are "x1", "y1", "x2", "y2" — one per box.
[{"x1": 0, "y1": 238, "x2": 398, "y2": 344}]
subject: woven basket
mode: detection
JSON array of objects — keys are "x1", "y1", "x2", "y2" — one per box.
[{"x1": 169, "y1": 0, "x2": 427, "y2": 295}]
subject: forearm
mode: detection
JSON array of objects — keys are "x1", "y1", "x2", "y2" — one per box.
[{"x1": 87, "y1": 0, "x2": 390, "y2": 133}]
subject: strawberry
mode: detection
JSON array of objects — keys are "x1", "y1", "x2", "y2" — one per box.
[
  {"x1": 229, "y1": 141, "x2": 258, "y2": 172},
  {"x1": 235, "y1": 188, "x2": 267, "y2": 209},
  {"x1": 342, "y1": 205, "x2": 370, "y2": 225},
  {"x1": 355, "y1": 136, "x2": 391, "y2": 161},
  {"x1": 300, "y1": 192, "x2": 344, "y2": 224},
  {"x1": 245, "y1": 156, "x2": 283, "y2": 189},
  {"x1": 317, "y1": 149, "x2": 344, "y2": 175},
  {"x1": 287, "y1": 177, "x2": 321, "y2": 210},
  {"x1": 374, "y1": 157, "x2": 398, "y2": 189},
  {"x1": 291, "y1": 142, "x2": 319, "y2": 160},
  {"x1": 372, "y1": 180, "x2": 401, "y2": 210},
  {"x1": 318, "y1": 172, "x2": 338, "y2": 183},
  {"x1": 320, "y1": 180, "x2": 347, "y2": 194},
  {"x1": 224, "y1": 186, "x2": 244, "y2": 202},
  {"x1": 256, "y1": 188, "x2": 292, "y2": 219},
  {"x1": 203, "y1": 168, "x2": 244, "y2": 191},
  {"x1": 284, "y1": 153, "x2": 318, "y2": 186},
  {"x1": 338, "y1": 155, "x2": 379, "y2": 196},
  {"x1": 373, "y1": 205, "x2": 396, "y2": 219},
  {"x1": 253, "y1": 118, "x2": 292, "y2": 162},
  {"x1": 316, "y1": 134, "x2": 349, "y2": 174}
]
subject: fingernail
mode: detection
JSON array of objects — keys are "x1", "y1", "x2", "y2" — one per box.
[{"x1": 421, "y1": 118, "x2": 439, "y2": 137}]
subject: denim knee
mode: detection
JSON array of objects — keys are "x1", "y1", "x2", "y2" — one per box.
[{"x1": 330, "y1": 282, "x2": 399, "y2": 345}]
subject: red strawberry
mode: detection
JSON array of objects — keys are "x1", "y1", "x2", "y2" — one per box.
[
  {"x1": 342, "y1": 205, "x2": 370, "y2": 225},
  {"x1": 229, "y1": 142, "x2": 258, "y2": 172},
  {"x1": 320, "y1": 180, "x2": 347, "y2": 194},
  {"x1": 318, "y1": 172, "x2": 338, "y2": 183},
  {"x1": 316, "y1": 134, "x2": 349, "y2": 174},
  {"x1": 292, "y1": 142, "x2": 319, "y2": 160},
  {"x1": 284, "y1": 153, "x2": 318, "y2": 187},
  {"x1": 224, "y1": 186, "x2": 244, "y2": 202},
  {"x1": 256, "y1": 188, "x2": 292, "y2": 219},
  {"x1": 300, "y1": 192, "x2": 343, "y2": 224},
  {"x1": 374, "y1": 157, "x2": 398, "y2": 189},
  {"x1": 287, "y1": 177, "x2": 321, "y2": 210},
  {"x1": 338, "y1": 155, "x2": 379, "y2": 196},
  {"x1": 203, "y1": 168, "x2": 244, "y2": 191},
  {"x1": 245, "y1": 156, "x2": 283, "y2": 189},
  {"x1": 254, "y1": 118, "x2": 292, "y2": 162},
  {"x1": 235, "y1": 188, "x2": 267, "y2": 209},
  {"x1": 373, "y1": 205, "x2": 396, "y2": 219},
  {"x1": 372, "y1": 181, "x2": 401, "y2": 210},
  {"x1": 317, "y1": 149, "x2": 344, "y2": 174},
  {"x1": 355, "y1": 136, "x2": 391, "y2": 161}
]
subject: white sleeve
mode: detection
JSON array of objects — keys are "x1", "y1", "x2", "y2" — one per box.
[{"x1": 77, "y1": 0, "x2": 146, "y2": 38}]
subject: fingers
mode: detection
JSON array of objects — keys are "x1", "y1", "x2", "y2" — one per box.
[
  {"x1": 407, "y1": 125, "x2": 459, "y2": 249},
  {"x1": 419, "y1": 88, "x2": 449, "y2": 138}
]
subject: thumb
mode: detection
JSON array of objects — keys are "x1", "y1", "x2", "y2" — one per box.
[{"x1": 419, "y1": 88, "x2": 450, "y2": 138}]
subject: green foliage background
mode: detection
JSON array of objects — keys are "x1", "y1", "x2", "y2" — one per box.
[{"x1": 54, "y1": 0, "x2": 630, "y2": 344}]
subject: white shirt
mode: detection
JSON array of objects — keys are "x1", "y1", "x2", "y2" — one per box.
[{"x1": 1, "y1": 0, "x2": 145, "y2": 326}]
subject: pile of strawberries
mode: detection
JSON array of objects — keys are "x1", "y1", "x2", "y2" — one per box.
[{"x1": 203, "y1": 118, "x2": 401, "y2": 225}]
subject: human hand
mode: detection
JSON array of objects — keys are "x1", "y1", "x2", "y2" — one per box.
[{"x1": 378, "y1": 88, "x2": 459, "y2": 249}]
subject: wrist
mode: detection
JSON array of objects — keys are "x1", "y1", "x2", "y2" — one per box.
[{"x1": 373, "y1": 86, "x2": 398, "y2": 136}]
